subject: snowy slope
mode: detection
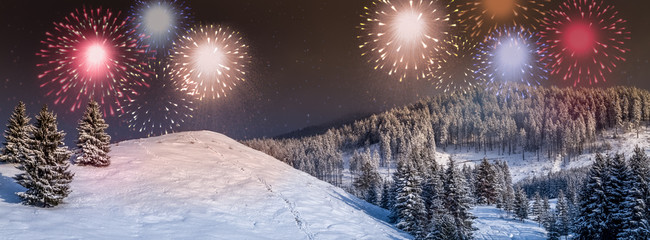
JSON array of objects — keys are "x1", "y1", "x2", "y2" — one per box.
[{"x1": 0, "y1": 131, "x2": 410, "y2": 239}]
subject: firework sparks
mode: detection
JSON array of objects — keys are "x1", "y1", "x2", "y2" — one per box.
[
  {"x1": 475, "y1": 27, "x2": 548, "y2": 94},
  {"x1": 121, "y1": 60, "x2": 194, "y2": 136},
  {"x1": 458, "y1": 0, "x2": 549, "y2": 40},
  {"x1": 170, "y1": 24, "x2": 249, "y2": 100},
  {"x1": 36, "y1": 7, "x2": 150, "y2": 116},
  {"x1": 359, "y1": 0, "x2": 452, "y2": 81},
  {"x1": 131, "y1": 0, "x2": 193, "y2": 54},
  {"x1": 539, "y1": 0, "x2": 630, "y2": 86},
  {"x1": 430, "y1": 35, "x2": 482, "y2": 94}
]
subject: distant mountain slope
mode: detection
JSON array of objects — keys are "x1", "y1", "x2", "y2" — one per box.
[{"x1": 0, "y1": 131, "x2": 410, "y2": 239}]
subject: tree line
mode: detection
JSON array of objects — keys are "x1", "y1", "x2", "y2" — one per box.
[{"x1": 246, "y1": 86, "x2": 650, "y2": 190}]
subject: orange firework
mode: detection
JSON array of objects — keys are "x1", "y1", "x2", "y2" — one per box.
[{"x1": 458, "y1": 0, "x2": 549, "y2": 40}]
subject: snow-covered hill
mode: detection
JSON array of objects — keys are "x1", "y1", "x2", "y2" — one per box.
[{"x1": 0, "y1": 131, "x2": 410, "y2": 239}]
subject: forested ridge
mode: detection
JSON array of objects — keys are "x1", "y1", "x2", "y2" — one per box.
[{"x1": 246, "y1": 85, "x2": 650, "y2": 186}]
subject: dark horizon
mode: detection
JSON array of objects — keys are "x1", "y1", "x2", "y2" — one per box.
[{"x1": 1, "y1": 0, "x2": 649, "y2": 144}]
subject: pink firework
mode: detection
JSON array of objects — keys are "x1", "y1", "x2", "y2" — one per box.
[
  {"x1": 539, "y1": 0, "x2": 630, "y2": 86},
  {"x1": 37, "y1": 7, "x2": 151, "y2": 115},
  {"x1": 170, "y1": 24, "x2": 250, "y2": 100}
]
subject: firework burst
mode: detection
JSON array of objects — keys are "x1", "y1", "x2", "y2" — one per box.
[
  {"x1": 131, "y1": 0, "x2": 193, "y2": 55},
  {"x1": 170, "y1": 24, "x2": 249, "y2": 100},
  {"x1": 539, "y1": 0, "x2": 630, "y2": 86},
  {"x1": 430, "y1": 35, "x2": 482, "y2": 94},
  {"x1": 359, "y1": 0, "x2": 452, "y2": 81},
  {"x1": 475, "y1": 27, "x2": 548, "y2": 94},
  {"x1": 121, "y1": 60, "x2": 194, "y2": 136},
  {"x1": 36, "y1": 7, "x2": 150, "y2": 116},
  {"x1": 458, "y1": 0, "x2": 549, "y2": 40}
]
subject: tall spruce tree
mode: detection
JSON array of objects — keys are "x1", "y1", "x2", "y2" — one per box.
[
  {"x1": 15, "y1": 105, "x2": 73, "y2": 207},
  {"x1": 425, "y1": 213, "x2": 456, "y2": 240},
  {"x1": 2, "y1": 101, "x2": 34, "y2": 164},
  {"x1": 617, "y1": 151, "x2": 650, "y2": 240},
  {"x1": 475, "y1": 158, "x2": 498, "y2": 205},
  {"x1": 380, "y1": 181, "x2": 392, "y2": 210},
  {"x1": 541, "y1": 197, "x2": 551, "y2": 228},
  {"x1": 628, "y1": 145, "x2": 650, "y2": 223},
  {"x1": 555, "y1": 190, "x2": 570, "y2": 238},
  {"x1": 76, "y1": 100, "x2": 111, "y2": 166},
  {"x1": 392, "y1": 161, "x2": 428, "y2": 237},
  {"x1": 532, "y1": 191, "x2": 544, "y2": 225},
  {"x1": 575, "y1": 153, "x2": 608, "y2": 240},
  {"x1": 546, "y1": 212, "x2": 562, "y2": 240},
  {"x1": 423, "y1": 162, "x2": 444, "y2": 219},
  {"x1": 500, "y1": 161, "x2": 515, "y2": 214},
  {"x1": 443, "y1": 157, "x2": 475, "y2": 240},
  {"x1": 354, "y1": 152, "x2": 381, "y2": 204},
  {"x1": 514, "y1": 187, "x2": 529, "y2": 221},
  {"x1": 604, "y1": 153, "x2": 628, "y2": 239}
]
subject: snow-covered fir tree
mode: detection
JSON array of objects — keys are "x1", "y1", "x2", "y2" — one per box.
[
  {"x1": 392, "y1": 161, "x2": 428, "y2": 237},
  {"x1": 475, "y1": 158, "x2": 498, "y2": 205},
  {"x1": 575, "y1": 153, "x2": 609, "y2": 240},
  {"x1": 442, "y1": 157, "x2": 475, "y2": 240},
  {"x1": 532, "y1": 191, "x2": 544, "y2": 225},
  {"x1": 604, "y1": 153, "x2": 628, "y2": 238},
  {"x1": 380, "y1": 181, "x2": 393, "y2": 210},
  {"x1": 555, "y1": 190, "x2": 570, "y2": 238},
  {"x1": 1, "y1": 101, "x2": 34, "y2": 164},
  {"x1": 541, "y1": 197, "x2": 551, "y2": 228},
  {"x1": 546, "y1": 212, "x2": 561, "y2": 240},
  {"x1": 353, "y1": 149, "x2": 381, "y2": 204},
  {"x1": 14, "y1": 105, "x2": 73, "y2": 207},
  {"x1": 425, "y1": 213, "x2": 456, "y2": 240},
  {"x1": 422, "y1": 162, "x2": 444, "y2": 220},
  {"x1": 513, "y1": 187, "x2": 528, "y2": 221},
  {"x1": 76, "y1": 100, "x2": 111, "y2": 166},
  {"x1": 499, "y1": 161, "x2": 515, "y2": 214},
  {"x1": 617, "y1": 152, "x2": 650, "y2": 240},
  {"x1": 628, "y1": 145, "x2": 650, "y2": 223}
]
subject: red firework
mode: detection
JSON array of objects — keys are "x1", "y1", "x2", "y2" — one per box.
[
  {"x1": 539, "y1": 0, "x2": 630, "y2": 86},
  {"x1": 37, "y1": 7, "x2": 151, "y2": 115}
]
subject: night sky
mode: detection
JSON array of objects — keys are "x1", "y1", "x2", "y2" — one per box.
[{"x1": 1, "y1": 0, "x2": 650, "y2": 144}]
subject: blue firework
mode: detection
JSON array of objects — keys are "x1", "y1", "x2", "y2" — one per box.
[
  {"x1": 475, "y1": 27, "x2": 548, "y2": 95},
  {"x1": 131, "y1": 0, "x2": 193, "y2": 55}
]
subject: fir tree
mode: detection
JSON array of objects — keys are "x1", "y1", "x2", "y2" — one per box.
[
  {"x1": 514, "y1": 187, "x2": 529, "y2": 221},
  {"x1": 500, "y1": 161, "x2": 515, "y2": 214},
  {"x1": 380, "y1": 181, "x2": 392, "y2": 210},
  {"x1": 425, "y1": 213, "x2": 456, "y2": 240},
  {"x1": 617, "y1": 151, "x2": 650, "y2": 240},
  {"x1": 575, "y1": 153, "x2": 608, "y2": 240},
  {"x1": 392, "y1": 161, "x2": 428, "y2": 237},
  {"x1": 15, "y1": 105, "x2": 74, "y2": 207},
  {"x1": 2, "y1": 101, "x2": 34, "y2": 164},
  {"x1": 604, "y1": 153, "x2": 628, "y2": 238},
  {"x1": 555, "y1": 190, "x2": 570, "y2": 238},
  {"x1": 541, "y1": 197, "x2": 551, "y2": 228},
  {"x1": 532, "y1": 191, "x2": 544, "y2": 225},
  {"x1": 475, "y1": 158, "x2": 498, "y2": 205},
  {"x1": 422, "y1": 162, "x2": 444, "y2": 219},
  {"x1": 546, "y1": 212, "x2": 561, "y2": 240},
  {"x1": 443, "y1": 157, "x2": 475, "y2": 240},
  {"x1": 76, "y1": 100, "x2": 111, "y2": 166},
  {"x1": 628, "y1": 145, "x2": 650, "y2": 223},
  {"x1": 354, "y1": 152, "x2": 381, "y2": 204}
]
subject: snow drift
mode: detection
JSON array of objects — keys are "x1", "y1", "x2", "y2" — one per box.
[{"x1": 0, "y1": 131, "x2": 410, "y2": 239}]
